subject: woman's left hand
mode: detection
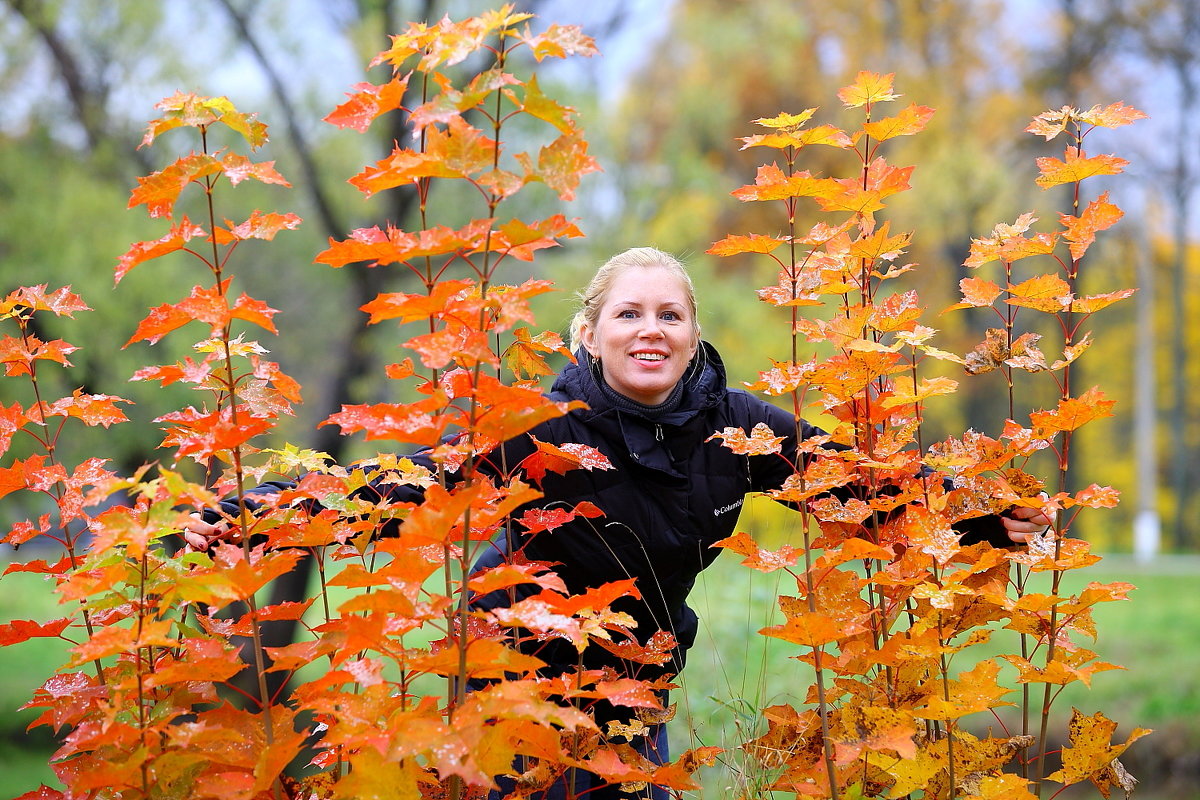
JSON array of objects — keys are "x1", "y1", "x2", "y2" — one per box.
[{"x1": 1002, "y1": 504, "x2": 1055, "y2": 544}]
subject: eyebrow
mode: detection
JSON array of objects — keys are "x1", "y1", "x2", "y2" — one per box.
[{"x1": 611, "y1": 298, "x2": 687, "y2": 309}]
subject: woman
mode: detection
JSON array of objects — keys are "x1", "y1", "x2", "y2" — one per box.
[{"x1": 187, "y1": 247, "x2": 1050, "y2": 799}]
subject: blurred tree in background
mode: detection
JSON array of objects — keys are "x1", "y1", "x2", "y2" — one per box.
[{"x1": 1, "y1": 0, "x2": 1196, "y2": 551}]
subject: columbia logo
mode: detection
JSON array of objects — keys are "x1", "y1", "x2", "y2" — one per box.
[{"x1": 713, "y1": 500, "x2": 744, "y2": 517}]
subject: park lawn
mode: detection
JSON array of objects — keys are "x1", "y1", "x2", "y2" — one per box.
[
  {"x1": 0, "y1": 547, "x2": 1194, "y2": 798},
  {"x1": 675, "y1": 548, "x2": 1198, "y2": 798},
  {"x1": 0, "y1": 569, "x2": 72, "y2": 795}
]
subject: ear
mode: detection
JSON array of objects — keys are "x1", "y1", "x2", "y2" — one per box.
[{"x1": 580, "y1": 323, "x2": 599, "y2": 357}]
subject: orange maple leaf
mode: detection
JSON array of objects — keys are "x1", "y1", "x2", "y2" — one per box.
[
  {"x1": 830, "y1": 705, "x2": 919, "y2": 763},
  {"x1": 760, "y1": 606, "x2": 852, "y2": 648},
  {"x1": 361, "y1": 280, "x2": 475, "y2": 325},
  {"x1": 1070, "y1": 288, "x2": 1137, "y2": 315},
  {"x1": 707, "y1": 423, "x2": 786, "y2": 456},
  {"x1": 115, "y1": 218, "x2": 207, "y2": 283},
  {"x1": 964, "y1": 212, "x2": 1058, "y2": 268},
  {"x1": 350, "y1": 148, "x2": 461, "y2": 197},
  {"x1": 142, "y1": 637, "x2": 244, "y2": 688},
  {"x1": 1048, "y1": 709, "x2": 1151, "y2": 790},
  {"x1": 744, "y1": 358, "x2": 816, "y2": 396},
  {"x1": 0, "y1": 617, "x2": 71, "y2": 646},
  {"x1": 0, "y1": 333, "x2": 78, "y2": 376},
  {"x1": 1059, "y1": 191, "x2": 1123, "y2": 261},
  {"x1": 1, "y1": 284, "x2": 89, "y2": 317},
  {"x1": 861, "y1": 103, "x2": 935, "y2": 142},
  {"x1": 713, "y1": 531, "x2": 801, "y2": 573},
  {"x1": 948, "y1": 276, "x2": 1003, "y2": 310},
  {"x1": 324, "y1": 76, "x2": 410, "y2": 132},
  {"x1": 128, "y1": 152, "x2": 221, "y2": 218},
  {"x1": 518, "y1": 22, "x2": 600, "y2": 62},
  {"x1": 740, "y1": 124, "x2": 854, "y2": 151},
  {"x1": 37, "y1": 390, "x2": 130, "y2": 428},
  {"x1": 142, "y1": 92, "x2": 268, "y2": 149},
  {"x1": 918, "y1": 659, "x2": 1014, "y2": 720},
  {"x1": 1029, "y1": 386, "x2": 1115, "y2": 436},
  {"x1": 849, "y1": 221, "x2": 911, "y2": 262},
  {"x1": 706, "y1": 233, "x2": 789, "y2": 257},
  {"x1": 1035, "y1": 148, "x2": 1128, "y2": 190},
  {"x1": 518, "y1": 131, "x2": 601, "y2": 201},
  {"x1": 1006, "y1": 273, "x2": 1073, "y2": 313},
  {"x1": 506, "y1": 74, "x2": 578, "y2": 134},
  {"x1": 1079, "y1": 101, "x2": 1148, "y2": 129},
  {"x1": 68, "y1": 618, "x2": 176, "y2": 666},
  {"x1": 838, "y1": 71, "x2": 899, "y2": 108},
  {"x1": 214, "y1": 210, "x2": 302, "y2": 244},
  {"x1": 220, "y1": 152, "x2": 290, "y2": 188},
  {"x1": 502, "y1": 327, "x2": 571, "y2": 381},
  {"x1": 768, "y1": 458, "x2": 855, "y2": 503},
  {"x1": 732, "y1": 163, "x2": 840, "y2": 203},
  {"x1": 520, "y1": 437, "x2": 613, "y2": 483},
  {"x1": 323, "y1": 401, "x2": 448, "y2": 447},
  {"x1": 468, "y1": 562, "x2": 569, "y2": 596},
  {"x1": 155, "y1": 405, "x2": 274, "y2": 461},
  {"x1": 492, "y1": 216, "x2": 584, "y2": 261}
]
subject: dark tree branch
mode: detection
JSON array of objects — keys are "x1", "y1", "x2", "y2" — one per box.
[
  {"x1": 4, "y1": 0, "x2": 151, "y2": 175},
  {"x1": 212, "y1": 0, "x2": 346, "y2": 239}
]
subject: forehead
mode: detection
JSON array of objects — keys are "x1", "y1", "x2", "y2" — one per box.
[{"x1": 603, "y1": 265, "x2": 691, "y2": 306}]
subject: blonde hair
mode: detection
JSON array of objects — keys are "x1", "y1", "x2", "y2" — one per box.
[{"x1": 568, "y1": 247, "x2": 701, "y2": 352}]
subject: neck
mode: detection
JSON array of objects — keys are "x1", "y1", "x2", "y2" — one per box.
[{"x1": 596, "y1": 372, "x2": 685, "y2": 418}]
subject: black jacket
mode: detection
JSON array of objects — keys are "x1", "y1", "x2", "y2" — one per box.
[
  {"x1": 215, "y1": 342, "x2": 1009, "y2": 681},
  {"x1": 465, "y1": 342, "x2": 811, "y2": 679}
]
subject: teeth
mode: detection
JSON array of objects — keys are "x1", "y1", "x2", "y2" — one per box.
[{"x1": 633, "y1": 353, "x2": 666, "y2": 361}]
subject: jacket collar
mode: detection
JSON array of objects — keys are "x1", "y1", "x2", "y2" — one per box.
[{"x1": 552, "y1": 341, "x2": 727, "y2": 425}]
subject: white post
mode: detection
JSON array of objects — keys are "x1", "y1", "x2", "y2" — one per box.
[{"x1": 1132, "y1": 201, "x2": 1160, "y2": 562}]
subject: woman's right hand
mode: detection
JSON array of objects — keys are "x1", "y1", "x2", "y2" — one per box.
[{"x1": 182, "y1": 514, "x2": 236, "y2": 552}]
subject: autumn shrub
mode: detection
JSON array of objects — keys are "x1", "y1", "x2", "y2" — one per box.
[
  {"x1": 0, "y1": 7, "x2": 1149, "y2": 800},
  {"x1": 704, "y1": 76, "x2": 1149, "y2": 798}
]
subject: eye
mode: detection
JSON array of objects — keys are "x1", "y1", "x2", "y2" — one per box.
[
  {"x1": 661, "y1": 311, "x2": 681, "y2": 322},
  {"x1": 617, "y1": 309, "x2": 638, "y2": 319}
]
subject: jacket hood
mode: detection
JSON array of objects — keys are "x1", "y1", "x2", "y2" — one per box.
[{"x1": 551, "y1": 340, "x2": 727, "y2": 425}]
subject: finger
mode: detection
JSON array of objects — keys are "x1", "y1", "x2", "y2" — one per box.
[
  {"x1": 183, "y1": 531, "x2": 210, "y2": 551},
  {"x1": 1004, "y1": 525, "x2": 1034, "y2": 544},
  {"x1": 1002, "y1": 515, "x2": 1052, "y2": 543},
  {"x1": 183, "y1": 514, "x2": 218, "y2": 536},
  {"x1": 1008, "y1": 506, "x2": 1043, "y2": 522}
]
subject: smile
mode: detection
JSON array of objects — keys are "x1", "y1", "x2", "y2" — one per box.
[{"x1": 632, "y1": 353, "x2": 667, "y2": 361}]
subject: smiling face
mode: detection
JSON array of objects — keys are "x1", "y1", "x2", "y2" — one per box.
[{"x1": 580, "y1": 264, "x2": 699, "y2": 405}]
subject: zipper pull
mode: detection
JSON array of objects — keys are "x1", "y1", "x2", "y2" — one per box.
[{"x1": 655, "y1": 424, "x2": 663, "y2": 442}]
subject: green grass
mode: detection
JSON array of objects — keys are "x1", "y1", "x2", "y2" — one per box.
[
  {"x1": 0, "y1": 568, "x2": 73, "y2": 798},
  {"x1": 2, "y1": 549, "x2": 1195, "y2": 799},
  {"x1": 673, "y1": 549, "x2": 1200, "y2": 798}
]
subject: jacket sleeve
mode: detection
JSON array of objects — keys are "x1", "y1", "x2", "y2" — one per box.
[
  {"x1": 734, "y1": 392, "x2": 1015, "y2": 548},
  {"x1": 201, "y1": 428, "x2": 543, "y2": 533},
  {"x1": 741, "y1": 395, "x2": 839, "y2": 495},
  {"x1": 202, "y1": 480, "x2": 299, "y2": 525}
]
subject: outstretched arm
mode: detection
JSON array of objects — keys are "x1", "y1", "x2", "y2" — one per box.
[
  {"x1": 182, "y1": 479, "x2": 296, "y2": 550},
  {"x1": 182, "y1": 428, "x2": 544, "y2": 552},
  {"x1": 742, "y1": 397, "x2": 1055, "y2": 548}
]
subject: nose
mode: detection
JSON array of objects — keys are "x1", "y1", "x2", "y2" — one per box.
[{"x1": 638, "y1": 316, "x2": 663, "y2": 339}]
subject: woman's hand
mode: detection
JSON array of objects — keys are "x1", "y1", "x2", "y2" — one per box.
[
  {"x1": 1001, "y1": 503, "x2": 1055, "y2": 544},
  {"x1": 182, "y1": 514, "x2": 237, "y2": 552}
]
